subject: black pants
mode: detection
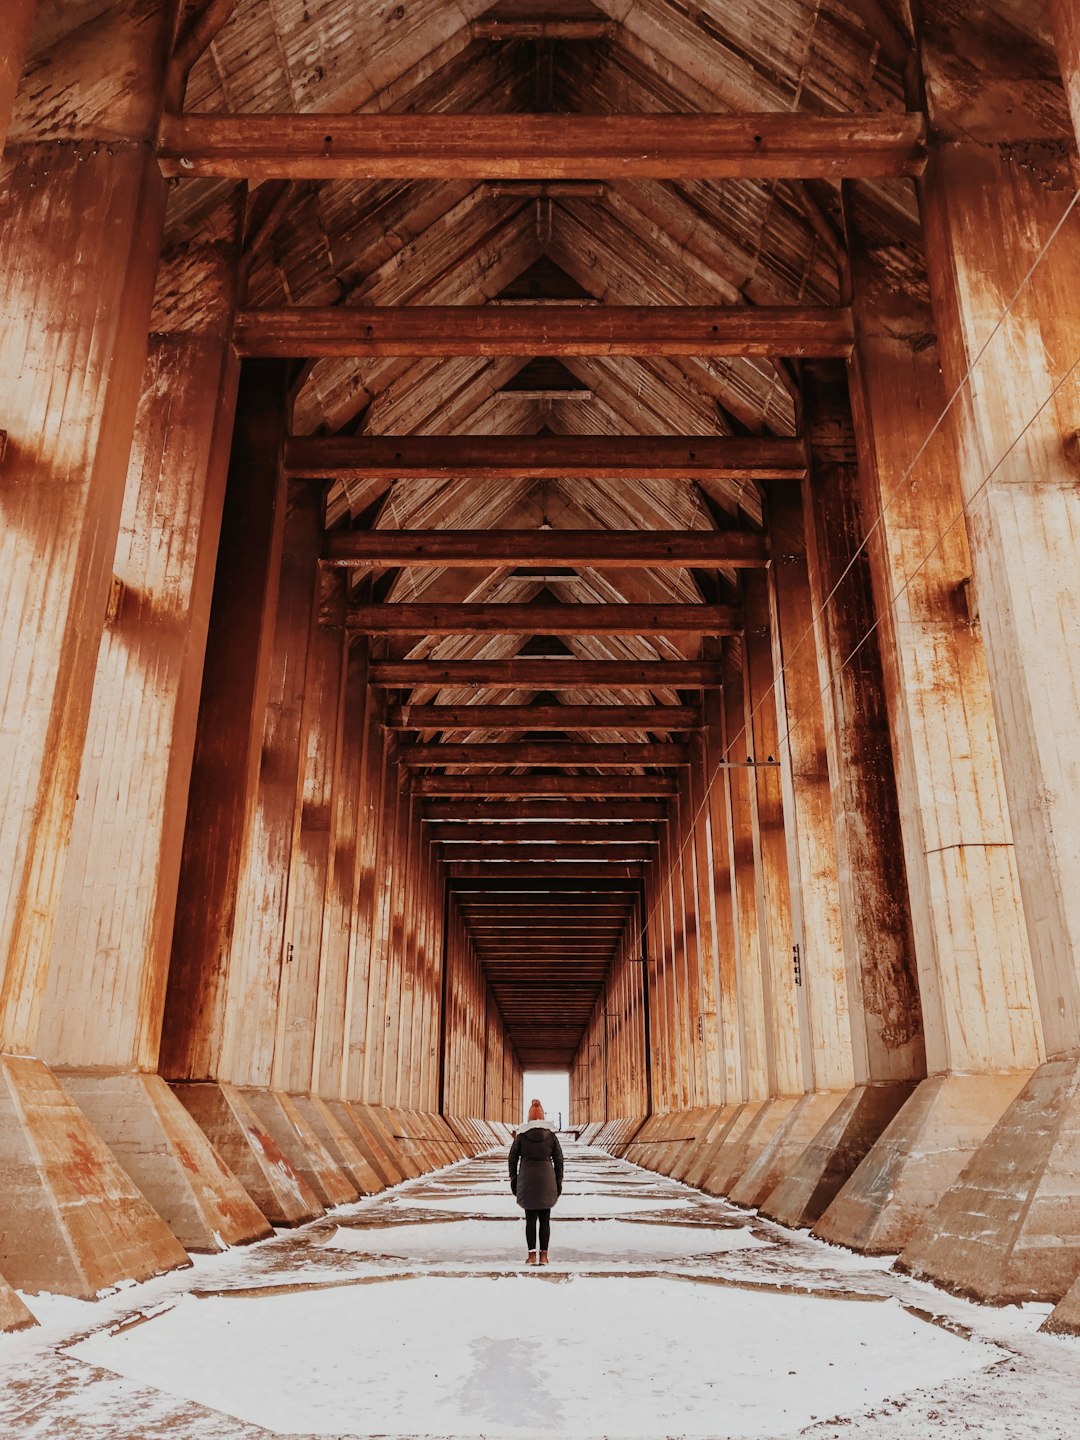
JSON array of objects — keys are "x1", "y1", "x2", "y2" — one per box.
[{"x1": 525, "y1": 1209, "x2": 551, "y2": 1252}]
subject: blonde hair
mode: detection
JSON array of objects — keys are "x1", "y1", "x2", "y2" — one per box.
[{"x1": 527, "y1": 1099, "x2": 545, "y2": 1121}]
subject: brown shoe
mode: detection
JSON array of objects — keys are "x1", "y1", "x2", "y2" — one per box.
[
  {"x1": 539, "y1": 1251, "x2": 550, "y2": 1266},
  {"x1": 525, "y1": 1252, "x2": 538, "y2": 1266}
]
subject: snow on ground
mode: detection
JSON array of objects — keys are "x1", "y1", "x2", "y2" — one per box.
[{"x1": 1, "y1": 1140, "x2": 1078, "y2": 1440}]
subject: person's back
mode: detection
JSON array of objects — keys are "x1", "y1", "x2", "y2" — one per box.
[{"x1": 509, "y1": 1101, "x2": 564, "y2": 1265}]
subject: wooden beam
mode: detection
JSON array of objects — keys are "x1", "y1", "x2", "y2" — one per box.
[
  {"x1": 472, "y1": 2, "x2": 614, "y2": 41},
  {"x1": 234, "y1": 305, "x2": 853, "y2": 359},
  {"x1": 423, "y1": 799, "x2": 667, "y2": 820},
  {"x1": 431, "y1": 823, "x2": 658, "y2": 842},
  {"x1": 450, "y1": 878, "x2": 641, "y2": 891},
  {"x1": 157, "y1": 112, "x2": 927, "y2": 182},
  {"x1": 447, "y1": 862, "x2": 645, "y2": 878},
  {"x1": 326, "y1": 530, "x2": 767, "y2": 570},
  {"x1": 347, "y1": 604, "x2": 739, "y2": 635},
  {"x1": 440, "y1": 844, "x2": 655, "y2": 861},
  {"x1": 389, "y1": 704, "x2": 701, "y2": 731},
  {"x1": 370, "y1": 659, "x2": 722, "y2": 689},
  {"x1": 416, "y1": 774, "x2": 676, "y2": 796},
  {"x1": 285, "y1": 434, "x2": 806, "y2": 481},
  {"x1": 401, "y1": 741, "x2": 689, "y2": 766}
]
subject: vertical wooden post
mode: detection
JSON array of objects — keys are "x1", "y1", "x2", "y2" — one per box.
[
  {"x1": 0, "y1": 0, "x2": 198, "y2": 1300},
  {"x1": 763, "y1": 360, "x2": 924, "y2": 1230},
  {"x1": 898, "y1": 12, "x2": 1080, "y2": 1304},
  {"x1": 813, "y1": 175, "x2": 1043, "y2": 1257}
]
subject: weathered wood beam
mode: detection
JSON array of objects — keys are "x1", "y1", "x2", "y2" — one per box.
[
  {"x1": 401, "y1": 741, "x2": 689, "y2": 766},
  {"x1": 234, "y1": 305, "x2": 853, "y2": 358},
  {"x1": 157, "y1": 113, "x2": 927, "y2": 181},
  {"x1": 447, "y1": 844, "x2": 655, "y2": 862},
  {"x1": 472, "y1": 1, "x2": 614, "y2": 41},
  {"x1": 430, "y1": 823, "x2": 659, "y2": 842},
  {"x1": 447, "y1": 862, "x2": 645, "y2": 878},
  {"x1": 416, "y1": 774, "x2": 676, "y2": 796},
  {"x1": 370, "y1": 659, "x2": 722, "y2": 689},
  {"x1": 285, "y1": 434, "x2": 806, "y2": 481},
  {"x1": 451, "y1": 877, "x2": 641, "y2": 891},
  {"x1": 389, "y1": 704, "x2": 700, "y2": 731},
  {"x1": 347, "y1": 604, "x2": 738, "y2": 635},
  {"x1": 329, "y1": 530, "x2": 765, "y2": 569},
  {"x1": 423, "y1": 799, "x2": 667, "y2": 820}
]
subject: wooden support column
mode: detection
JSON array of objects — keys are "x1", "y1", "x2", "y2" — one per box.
[
  {"x1": 729, "y1": 483, "x2": 857, "y2": 1209},
  {"x1": 343, "y1": 692, "x2": 388, "y2": 1101},
  {"x1": 812, "y1": 179, "x2": 1043, "y2": 1258},
  {"x1": 161, "y1": 365, "x2": 324, "y2": 1227},
  {"x1": 0, "y1": 0, "x2": 194, "y2": 1302},
  {"x1": 763, "y1": 361, "x2": 924, "y2": 1230},
  {"x1": 898, "y1": 11, "x2": 1080, "y2": 1306},
  {"x1": 32, "y1": 196, "x2": 270, "y2": 1251}
]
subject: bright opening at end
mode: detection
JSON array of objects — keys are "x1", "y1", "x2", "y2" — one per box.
[{"x1": 521, "y1": 1070, "x2": 569, "y2": 1129}]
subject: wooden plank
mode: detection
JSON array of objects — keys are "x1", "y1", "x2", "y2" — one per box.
[
  {"x1": 0, "y1": 0, "x2": 35, "y2": 152},
  {"x1": 423, "y1": 799, "x2": 667, "y2": 821},
  {"x1": 326, "y1": 530, "x2": 767, "y2": 569},
  {"x1": 234, "y1": 305, "x2": 853, "y2": 359},
  {"x1": 401, "y1": 741, "x2": 689, "y2": 766},
  {"x1": 346, "y1": 603, "x2": 739, "y2": 635},
  {"x1": 389, "y1": 704, "x2": 701, "y2": 731},
  {"x1": 439, "y1": 844, "x2": 655, "y2": 861},
  {"x1": 285, "y1": 434, "x2": 806, "y2": 481},
  {"x1": 429, "y1": 823, "x2": 659, "y2": 842},
  {"x1": 415, "y1": 774, "x2": 677, "y2": 796},
  {"x1": 447, "y1": 863, "x2": 645, "y2": 878},
  {"x1": 157, "y1": 112, "x2": 928, "y2": 181},
  {"x1": 472, "y1": 0, "x2": 614, "y2": 41},
  {"x1": 370, "y1": 660, "x2": 723, "y2": 688}
]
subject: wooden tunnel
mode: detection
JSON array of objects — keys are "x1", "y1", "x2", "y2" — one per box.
[{"x1": 1, "y1": 0, "x2": 1080, "y2": 1338}]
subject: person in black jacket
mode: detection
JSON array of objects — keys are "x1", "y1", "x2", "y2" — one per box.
[{"x1": 508, "y1": 1099, "x2": 564, "y2": 1266}]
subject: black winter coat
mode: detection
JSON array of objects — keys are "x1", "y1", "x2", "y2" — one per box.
[{"x1": 509, "y1": 1120, "x2": 564, "y2": 1210}]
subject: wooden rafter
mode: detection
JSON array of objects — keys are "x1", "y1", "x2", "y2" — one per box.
[
  {"x1": 399, "y1": 741, "x2": 690, "y2": 766},
  {"x1": 417, "y1": 774, "x2": 677, "y2": 796},
  {"x1": 387, "y1": 704, "x2": 700, "y2": 730},
  {"x1": 346, "y1": 603, "x2": 739, "y2": 634},
  {"x1": 234, "y1": 305, "x2": 853, "y2": 358},
  {"x1": 422, "y1": 799, "x2": 668, "y2": 820},
  {"x1": 157, "y1": 113, "x2": 927, "y2": 181},
  {"x1": 326, "y1": 530, "x2": 767, "y2": 569},
  {"x1": 369, "y1": 659, "x2": 723, "y2": 688}
]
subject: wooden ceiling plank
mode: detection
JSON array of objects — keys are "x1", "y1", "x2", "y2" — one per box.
[
  {"x1": 432, "y1": 822, "x2": 657, "y2": 841},
  {"x1": 390, "y1": 703, "x2": 700, "y2": 731},
  {"x1": 234, "y1": 304, "x2": 853, "y2": 358},
  {"x1": 402, "y1": 740, "x2": 688, "y2": 766},
  {"x1": 286, "y1": 433, "x2": 805, "y2": 480},
  {"x1": 158, "y1": 113, "x2": 927, "y2": 182},
  {"x1": 418, "y1": 774, "x2": 675, "y2": 796},
  {"x1": 326, "y1": 530, "x2": 766, "y2": 569},
  {"x1": 370, "y1": 659, "x2": 721, "y2": 688},
  {"x1": 425, "y1": 798, "x2": 667, "y2": 820},
  {"x1": 346, "y1": 602, "x2": 739, "y2": 634}
]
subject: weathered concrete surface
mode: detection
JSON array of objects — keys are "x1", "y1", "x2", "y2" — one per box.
[
  {"x1": 682, "y1": 1106, "x2": 742, "y2": 1189},
  {"x1": 899, "y1": 1058, "x2": 1080, "y2": 1304},
  {"x1": 240, "y1": 1090, "x2": 357, "y2": 1209},
  {"x1": 0, "y1": 1273, "x2": 36, "y2": 1333},
  {"x1": 342, "y1": 1103, "x2": 406, "y2": 1186},
  {"x1": 60, "y1": 1071, "x2": 271, "y2": 1252},
  {"x1": 669, "y1": 1106, "x2": 728, "y2": 1181},
  {"x1": 762, "y1": 1080, "x2": 918, "y2": 1228},
  {"x1": 170, "y1": 1082, "x2": 323, "y2": 1226},
  {"x1": 352, "y1": 1104, "x2": 420, "y2": 1179},
  {"x1": 813, "y1": 1073, "x2": 1030, "y2": 1253},
  {"x1": 0, "y1": 1057, "x2": 189, "y2": 1295},
  {"x1": 720, "y1": 1097, "x2": 801, "y2": 1195},
  {"x1": 728, "y1": 1091, "x2": 848, "y2": 1209},
  {"x1": 293, "y1": 1096, "x2": 385, "y2": 1194},
  {"x1": 1045, "y1": 1269, "x2": 1080, "y2": 1335},
  {"x1": 698, "y1": 1102, "x2": 768, "y2": 1196}
]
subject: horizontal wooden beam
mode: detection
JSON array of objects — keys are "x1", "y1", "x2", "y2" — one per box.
[
  {"x1": 370, "y1": 660, "x2": 722, "y2": 689},
  {"x1": 425, "y1": 799, "x2": 666, "y2": 820},
  {"x1": 442, "y1": 844, "x2": 655, "y2": 861},
  {"x1": 234, "y1": 305, "x2": 853, "y2": 358},
  {"x1": 285, "y1": 434, "x2": 806, "y2": 481},
  {"x1": 471, "y1": 9, "x2": 614, "y2": 40},
  {"x1": 157, "y1": 113, "x2": 927, "y2": 182},
  {"x1": 391, "y1": 704, "x2": 700, "y2": 732},
  {"x1": 347, "y1": 603, "x2": 739, "y2": 635},
  {"x1": 416, "y1": 774, "x2": 676, "y2": 796},
  {"x1": 447, "y1": 862, "x2": 645, "y2": 878},
  {"x1": 431, "y1": 823, "x2": 658, "y2": 842},
  {"x1": 402, "y1": 741, "x2": 689, "y2": 766},
  {"x1": 326, "y1": 530, "x2": 767, "y2": 570}
]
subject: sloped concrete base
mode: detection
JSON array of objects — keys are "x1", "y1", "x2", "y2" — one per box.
[
  {"x1": 170, "y1": 1082, "x2": 323, "y2": 1225},
  {"x1": 61, "y1": 1071, "x2": 271, "y2": 1252},
  {"x1": 339, "y1": 1103, "x2": 404, "y2": 1186},
  {"x1": 1044, "y1": 1270, "x2": 1080, "y2": 1335},
  {"x1": 0, "y1": 1274, "x2": 36, "y2": 1331},
  {"x1": 698, "y1": 1102, "x2": 768, "y2": 1196},
  {"x1": 729, "y1": 1092, "x2": 849, "y2": 1210},
  {"x1": 682, "y1": 1106, "x2": 743, "y2": 1190},
  {"x1": 813, "y1": 1071, "x2": 1030, "y2": 1254},
  {"x1": 761, "y1": 1080, "x2": 918, "y2": 1228},
  {"x1": 241, "y1": 1090, "x2": 357, "y2": 1208},
  {"x1": 671, "y1": 1106, "x2": 729, "y2": 1183},
  {"x1": 0, "y1": 1056, "x2": 190, "y2": 1296},
  {"x1": 358, "y1": 1105, "x2": 421, "y2": 1178},
  {"x1": 294, "y1": 1096, "x2": 384, "y2": 1194},
  {"x1": 720, "y1": 1097, "x2": 800, "y2": 1196},
  {"x1": 899, "y1": 1058, "x2": 1080, "y2": 1304}
]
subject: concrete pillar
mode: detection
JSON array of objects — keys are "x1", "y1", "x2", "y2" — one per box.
[
  {"x1": 730, "y1": 483, "x2": 856, "y2": 1209},
  {"x1": 897, "y1": 11, "x2": 1080, "y2": 1303},
  {"x1": 0, "y1": 0, "x2": 199, "y2": 1300},
  {"x1": 763, "y1": 361, "x2": 924, "y2": 1229},
  {"x1": 812, "y1": 178, "x2": 1043, "y2": 1257}
]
